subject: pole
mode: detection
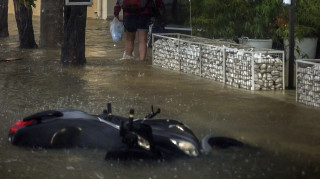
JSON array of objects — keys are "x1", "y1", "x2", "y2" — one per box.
[
  {"x1": 97, "y1": 0, "x2": 102, "y2": 18},
  {"x1": 288, "y1": 0, "x2": 295, "y2": 89},
  {"x1": 102, "y1": 0, "x2": 107, "y2": 20},
  {"x1": 189, "y1": 0, "x2": 192, "y2": 36}
]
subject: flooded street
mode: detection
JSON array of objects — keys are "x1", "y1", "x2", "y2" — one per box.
[{"x1": 1, "y1": 15, "x2": 320, "y2": 178}]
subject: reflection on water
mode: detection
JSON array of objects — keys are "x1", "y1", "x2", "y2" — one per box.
[{"x1": 1, "y1": 15, "x2": 320, "y2": 178}]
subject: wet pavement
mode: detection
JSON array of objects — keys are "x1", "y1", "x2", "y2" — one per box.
[{"x1": 0, "y1": 15, "x2": 320, "y2": 178}]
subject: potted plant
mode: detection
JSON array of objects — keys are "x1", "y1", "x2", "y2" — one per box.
[
  {"x1": 276, "y1": 0, "x2": 320, "y2": 59},
  {"x1": 238, "y1": 0, "x2": 283, "y2": 49},
  {"x1": 191, "y1": 0, "x2": 250, "y2": 40}
]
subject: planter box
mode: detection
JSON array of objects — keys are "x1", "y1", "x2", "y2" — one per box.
[
  {"x1": 284, "y1": 38, "x2": 318, "y2": 59},
  {"x1": 152, "y1": 33, "x2": 285, "y2": 90},
  {"x1": 238, "y1": 37, "x2": 273, "y2": 49},
  {"x1": 296, "y1": 59, "x2": 320, "y2": 107}
]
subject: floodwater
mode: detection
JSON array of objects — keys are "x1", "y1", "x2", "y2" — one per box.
[{"x1": 1, "y1": 15, "x2": 320, "y2": 179}]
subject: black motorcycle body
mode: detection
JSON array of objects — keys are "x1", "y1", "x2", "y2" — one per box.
[{"x1": 8, "y1": 105, "x2": 207, "y2": 160}]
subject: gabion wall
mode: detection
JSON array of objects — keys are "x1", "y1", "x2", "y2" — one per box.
[
  {"x1": 225, "y1": 49, "x2": 252, "y2": 89},
  {"x1": 152, "y1": 33, "x2": 285, "y2": 91},
  {"x1": 153, "y1": 38, "x2": 180, "y2": 71},
  {"x1": 224, "y1": 48, "x2": 284, "y2": 90},
  {"x1": 201, "y1": 45, "x2": 224, "y2": 82},
  {"x1": 296, "y1": 60, "x2": 320, "y2": 107}
]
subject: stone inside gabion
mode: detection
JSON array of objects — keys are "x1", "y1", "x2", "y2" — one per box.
[
  {"x1": 152, "y1": 35, "x2": 284, "y2": 91},
  {"x1": 297, "y1": 63, "x2": 320, "y2": 107},
  {"x1": 224, "y1": 51, "x2": 283, "y2": 90},
  {"x1": 253, "y1": 54, "x2": 283, "y2": 90},
  {"x1": 201, "y1": 45, "x2": 224, "y2": 82}
]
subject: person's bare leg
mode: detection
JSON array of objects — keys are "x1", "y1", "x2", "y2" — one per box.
[
  {"x1": 137, "y1": 29, "x2": 148, "y2": 61},
  {"x1": 125, "y1": 32, "x2": 136, "y2": 56}
]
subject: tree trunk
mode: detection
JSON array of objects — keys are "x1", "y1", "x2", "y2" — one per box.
[
  {"x1": 61, "y1": 6, "x2": 87, "y2": 65},
  {"x1": 0, "y1": 0, "x2": 9, "y2": 38},
  {"x1": 13, "y1": 0, "x2": 38, "y2": 48},
  {"x1": 40, "y1": 0, "x2": 64, "y2": 48}
]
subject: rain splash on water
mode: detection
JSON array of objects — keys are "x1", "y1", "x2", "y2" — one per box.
[{"x1": 1, "y1": 15, "x2": 320, "y2": 178}]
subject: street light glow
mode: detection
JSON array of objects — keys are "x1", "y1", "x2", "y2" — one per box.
[{"x1": 283, "y1": 0, "x2": 291, "y2": 5}]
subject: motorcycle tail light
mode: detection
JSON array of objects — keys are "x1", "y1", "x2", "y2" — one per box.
[{"x1": 9, "y1": 119, "x2": 35, "y2": 134}]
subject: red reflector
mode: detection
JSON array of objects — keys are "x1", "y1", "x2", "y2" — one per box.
[{"x1": 9, "y1": 119, "x2": 35, "y2": 134}]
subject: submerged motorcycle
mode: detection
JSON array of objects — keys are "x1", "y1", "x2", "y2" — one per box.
[{"x1": 8, "y1": 104, "x2": 243, "y2": 160}]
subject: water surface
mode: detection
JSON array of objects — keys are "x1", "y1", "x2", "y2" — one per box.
[{"x1": 1, "y1": 15, "x2": 320, "y2": 178}]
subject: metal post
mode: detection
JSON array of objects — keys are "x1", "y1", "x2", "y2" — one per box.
[
  {"x1": 102, "y1": 0, "x2": 107, "y2": 20},
  {"x1": 223, "y1": 48, "x2": 226, "y2": 83},
  {"x1": 97, "y1": 0, "x2": 102, "y2": 18},
  {"x1": 296, "y1": 60, "x2": 298, "y2": 101},
  {"x1": 251, "y1": 52, "x2": 255, "y2": 90},
  {"x1": 152, "y1": 34, "x2": 154, "y2": 65},
  {"x1": 189, "y1": 0, "x2": 192, "y2": 36},
  {"x1": 288, "y1": 0, "x2": 295, "y2": 89},
  {"x1": 199, "y1": 45, "x2": 202, "y2": 77}
]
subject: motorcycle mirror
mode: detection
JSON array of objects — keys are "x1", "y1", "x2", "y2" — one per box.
[
  {"x1": 129, "y1": 109, "x2": 134, "y2": 130},
  {"x1": 144, "y1": 105, "x2": 161, "y2": 119},
  {"x1": 107, "y1": 103, "x2": 112, "y2": 115}
]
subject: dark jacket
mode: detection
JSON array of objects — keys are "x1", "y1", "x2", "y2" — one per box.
[{"x1": 114, "y1": 0, "x2": 164, "y2": 17}]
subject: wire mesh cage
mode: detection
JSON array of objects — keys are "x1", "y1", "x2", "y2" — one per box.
[
  {"x1": 152, "y1": 33, "x2": 285, "y2": 91},
  {"x1": 296, "y1": 59, "x2": 320, "y2": 107},
  {"x1": 200, "y1": 45, "x2": 224, "y2": 82}
]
